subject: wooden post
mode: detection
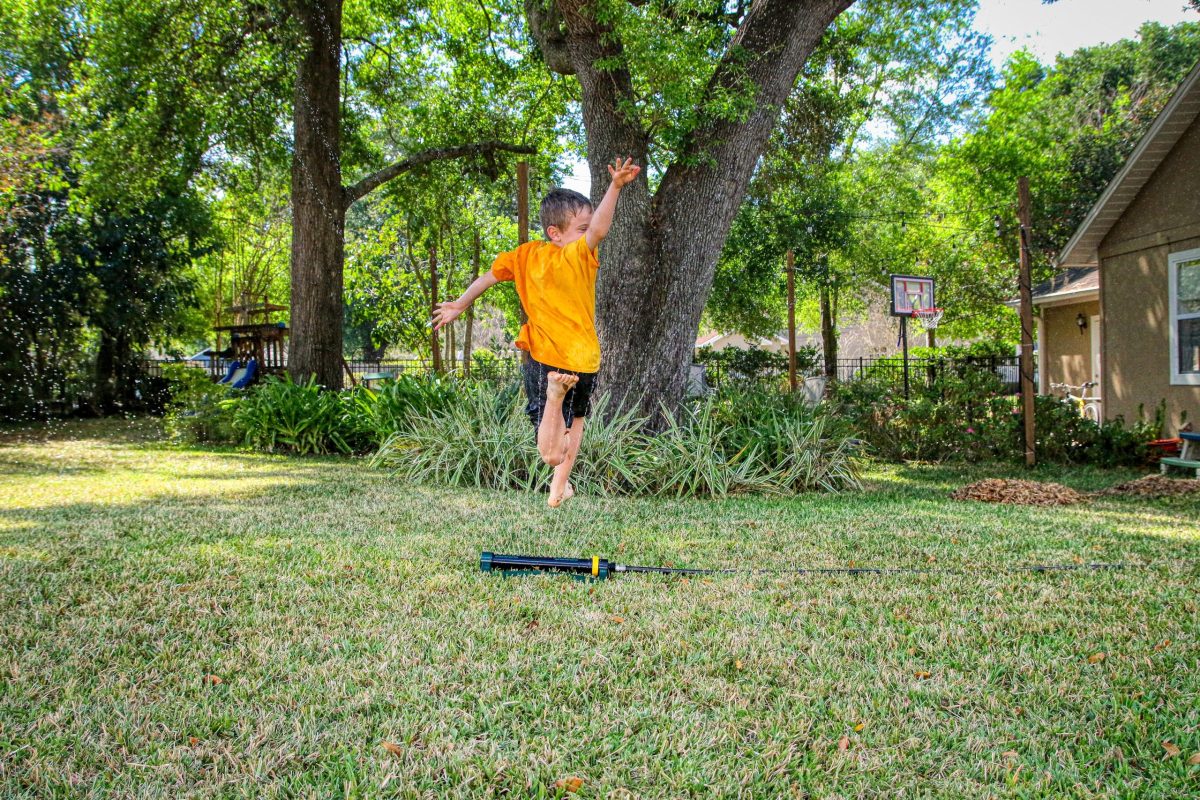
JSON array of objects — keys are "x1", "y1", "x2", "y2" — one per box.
[
  {"x1": 1018, "y1": 176, "x2": 1036, "y2": 467},
  {"x1": 787, "y1": 249, "x2": 797, "y2": 392},
  {"x1": 517, "y1": 161, "x2": 529, "y2": 245},
  {"x1": 463, "y1": 229, "x2": 480, "y2": 378},
  {"x1": 430, "y1": 242, "x2": 442, "y2": 374},
  {"x1": 516, "y1": 161, "x2": 531, "y2": 365}
]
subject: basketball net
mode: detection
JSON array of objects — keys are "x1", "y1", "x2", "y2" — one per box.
[
  {"x1": 912, "y1": 306, "x2": 944, "y2": 329},
  {"x1": 908, "y1": 292, "x2": 943, "y2": 329}
]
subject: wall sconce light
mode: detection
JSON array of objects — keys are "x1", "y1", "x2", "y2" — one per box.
[{"x1": 1076, "y1": 313, "x2": 1088, "y2": 334}]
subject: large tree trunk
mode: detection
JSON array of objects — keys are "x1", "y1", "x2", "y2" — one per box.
[
  {"x1": 543, "y1": 0, "x2": 854, "y2": 421},
  {"x1": 288, "y1": 0, "x2": 345, "y2": 389}
]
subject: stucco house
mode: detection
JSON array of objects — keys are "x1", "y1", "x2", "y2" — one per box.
[{"x1": 1036, "y1": 58, "x2": 1200, "y2": 429}]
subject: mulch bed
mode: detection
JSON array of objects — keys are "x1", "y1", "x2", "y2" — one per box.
[{"x1": 952, "y1": 474, "x2": 1200, "y2": 506}]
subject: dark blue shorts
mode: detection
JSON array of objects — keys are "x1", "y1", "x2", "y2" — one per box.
[{"x1": 523, "y1": 358, "x2": 597, "y2": 428}]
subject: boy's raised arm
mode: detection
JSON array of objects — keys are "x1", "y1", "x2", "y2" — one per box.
[
  {"x1": 433, "y1": 271, "x2": 499, "y2": 332},
  {"x1": 585, "y1": 157, "x2": 641, "y2": 251}
]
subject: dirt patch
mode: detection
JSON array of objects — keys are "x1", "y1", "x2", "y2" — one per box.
[
  {"x1": 950, "y1": 478, "x2": 1087, "y2": 506},
  {"x1": 1095, "y1": 474, "x2": 1200, "y2": 499}
]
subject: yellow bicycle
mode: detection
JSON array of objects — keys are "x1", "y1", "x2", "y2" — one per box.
[{"x1": 1050, "y1": 381, "x2": 1102, "y2": 422}]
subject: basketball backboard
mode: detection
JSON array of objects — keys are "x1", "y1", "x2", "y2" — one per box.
[{"x1": 890, "y1": 275, "x2": 936, "y2": 316}]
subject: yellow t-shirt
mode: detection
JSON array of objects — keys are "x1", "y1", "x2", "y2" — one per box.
[{"x1": 490, "y1": 237, "x2": 600, "y2": 373}]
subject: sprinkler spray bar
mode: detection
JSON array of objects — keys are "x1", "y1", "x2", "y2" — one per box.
[{"x1": 480, "y1": 551, "x2": 1143, "y2": 581}]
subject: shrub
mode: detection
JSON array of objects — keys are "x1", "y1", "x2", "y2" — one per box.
[
  {"x1": 833, "y1": 364, "x2": 1159, "y2": 465},
  {"x1": 468, "y1": 349, "x2": 519, "y2": 381},
  {"x1": 694, "y1": 345, "x2": 819, "y2": 387},
  {"x1": 232, "y1": 375, "x2": 360, "y2": 455},
  {"x1": 371, "y1": 385, "x2": 861, "y2": 497},
  {"x1": 370, "y1": 388, "x2": 549, "y2": 491},
  {"x1": 348, "y1": 373, "x2": 463, "y2": 445},
  {"x1": 161, "y1": 363, "x2": 240, "y2": 444},
  {"x1": 989, "y1": 395, "x2": 1160, "y2": 467}
]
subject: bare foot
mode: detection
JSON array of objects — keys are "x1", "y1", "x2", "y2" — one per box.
[
  {"x1": 548, "y1": 482, "x2": 575, "y2": 508},
  {"x1": 546, "y1": 371, "x2": 579, "y2": 402}
]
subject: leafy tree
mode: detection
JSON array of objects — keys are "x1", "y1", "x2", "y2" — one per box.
[
  {"x1": 926, "y1": 20, "x2": 1200, "y2": 336},
  {"x1": 69, "y1": 0, "x2": 567, "y2": 388},
  {"x1": 1, "y1": 2, "x2": 231, "y2": 415},
  {"x1": 526, "y1": 0, "x2": 859, "y2": 419},
  {"x1": 708, "y1": 0, "x2": 992, "y2": 364}
]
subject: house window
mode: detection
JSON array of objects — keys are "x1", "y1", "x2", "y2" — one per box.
[{"x1": 1170, "y1": 247, "x2": 1200, "y2": 385}]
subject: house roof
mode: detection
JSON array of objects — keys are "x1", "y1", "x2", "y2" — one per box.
[
  {"x1": 1004, "y1": 266, "x2": 1099, "y2": 309},
  {"x1": 1057, "y1": 58, "x2": 1200, "y2": 268},
  {"x1": 695, "y1": 332, "x2": 724, "y2": 348}
]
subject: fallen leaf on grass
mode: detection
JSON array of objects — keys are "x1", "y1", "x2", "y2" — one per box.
[
  {"x1": 838, "y1": 736, "x2": 850, "y2": 752},
  {"x1": 1087, "y1": 652, "x2": 1106, "y2": 664},
  {"x1": 1001, "y1": 750, "x2": 1018, "y2": 759},
  {"x1": 552, "y1": 776, "x2": 584, "y2": 793},
  {"x1": 188, "y1": 737, "x2": 200, "y2": 747},
  {"x1": 1154, "y1": 639, "x2": 1171, "y2": 651},
  {"x1": 1163, "y1": 741, "x2": 1181, "y2": 759},
  {"x1": 734, "y1": 659, "x2": 743, "y2": 670},
  {"x1": 854, "y1": 723, "x2": 864, "y2": 732},
  {"x1": 914, "y1": 671, "x2": 932, "y2": 680},
  {"x1": 610, "y1": 615, "x2": 625, "y2": 624},
  {"x1": 1187, "y1": 752, "x2": 1200, "y2": 765},
  {"x1": 526, "y1": 619, "x2": 540, "y2": 632},
  {"x1": 203, "y1": 674, "x2": 223, "y2": 685},
  {"x1": 381, "y1": 741, "x2": 404, "y2": 758}
]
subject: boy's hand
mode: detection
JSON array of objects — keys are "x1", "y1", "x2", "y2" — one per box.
[
  {"x1": 432, "y1": 299, "x2": 466, "y2": 332},
  {"x1": 607, "y1": 157, "x2": 641, "y2": 189}
]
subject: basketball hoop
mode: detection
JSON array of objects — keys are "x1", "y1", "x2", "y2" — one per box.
[{"x1": 911, "y1": 306, "x2": 944, "y2": 329}]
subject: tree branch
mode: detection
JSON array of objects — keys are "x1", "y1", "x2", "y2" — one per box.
[
  {"x1": 658, "y1": 0, "x2": 855, "y2": 206},
  {"x1": 342, "y1": 141, "x2": 536, "y2": 209},
  {"x1": 552, "y1": 0, "x2": 649, "y2": 190},
  {"x1": 524, "y1": 0, "x2": 574, "y2": 75}
]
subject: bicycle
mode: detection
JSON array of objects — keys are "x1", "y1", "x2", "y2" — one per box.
[{"x1": 1050, "y1": 381, "x2": 1102, "y2": 422}]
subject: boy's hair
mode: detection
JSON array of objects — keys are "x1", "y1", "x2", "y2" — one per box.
[{"x1": 539, "y1": 188, "x2": 592, "y2": 236}]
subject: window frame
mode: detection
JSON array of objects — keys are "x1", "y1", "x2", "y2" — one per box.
[{"x1": 1169, "y1": 246, "x2": 1200, "y2": 386}]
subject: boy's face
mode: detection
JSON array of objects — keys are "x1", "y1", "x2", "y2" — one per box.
[{"x1": 548, "y1": 207, "x2": 593, "y2": 247}]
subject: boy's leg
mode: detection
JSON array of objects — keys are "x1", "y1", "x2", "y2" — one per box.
[
  {"x1": 537, "y1": 371, "x2": 578, "y2": 466},
  {"x1": 549, "y1": 418, "x2": 585, "y2": 507}
]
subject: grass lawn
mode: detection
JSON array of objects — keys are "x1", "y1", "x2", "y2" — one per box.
[{"x1": 1, "y1": 418, "x2": 1199, "y2": 798}]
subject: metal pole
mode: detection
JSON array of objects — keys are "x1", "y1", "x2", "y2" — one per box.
[
  {"x1": 787, "y1": 249, "x2": 797, "y2": 392},
  {"x1": 901, "y1": 315, "x2": 910, "y2": 400},
  {"x1": 1018, "y1": 177, "x2": 1036, "y2": 467}
]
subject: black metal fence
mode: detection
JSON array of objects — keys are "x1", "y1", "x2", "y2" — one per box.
[
  {"x1": 145, "y1": 354, "x2": 1025, "y2": 394},
  {"x1": 143, "y1": 356, "x2": 522, "y2": 384},
  {"x1": 701, "y1": 355, "x2": 1025, "y2": 394}
]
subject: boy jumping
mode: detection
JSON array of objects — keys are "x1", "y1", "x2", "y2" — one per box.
[{"x1": 432, "y1": 157, "x2": 641, "y2": 507}]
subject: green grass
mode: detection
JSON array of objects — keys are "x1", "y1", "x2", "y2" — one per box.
[{"x1": 1, "y1": 418, "x2": 1199, "y2": 798}]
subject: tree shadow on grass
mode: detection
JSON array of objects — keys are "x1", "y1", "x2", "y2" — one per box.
[{"x1": 0, "y1": 416, "x2": 168, "y2": 446}]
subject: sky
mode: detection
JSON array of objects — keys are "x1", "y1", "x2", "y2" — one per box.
[{"x1": 562, "y1": 0, "x2": 1198, "y2": 194}]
